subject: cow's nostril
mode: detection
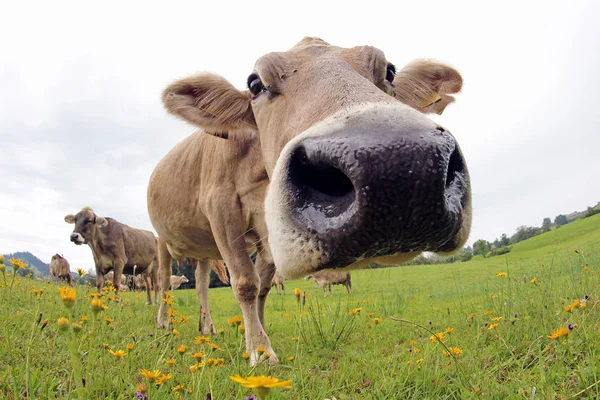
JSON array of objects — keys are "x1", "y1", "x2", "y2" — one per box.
[
  {"x1": 289, "y1": 146, "x2": 354, "y2": 199},
  {"x1": 445, "y1": 146, "x2": 464, "y2": 190}
]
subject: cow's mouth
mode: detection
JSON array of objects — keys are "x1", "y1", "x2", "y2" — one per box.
[{"x1": 70, "y1": 233, "x2": 86, "y2": 245}]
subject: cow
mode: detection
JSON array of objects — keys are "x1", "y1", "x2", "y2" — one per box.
[
  {"x1": 49, "y1": 254, "x2": 73, "y2": 285},
  {"x1": 271, "y1": 271, "x2": 285, "y2": 295},
  {"x1": 305, "y1": 270, "x2": 352, "y2": 297},
  {"x1": 105, "y1": 270, "x2": 127, "y2": 286},
  {"x1": 170, "y1": 275, "x2": 189, "y2": 290},
  {"x1": 148, "y1": 37, "x2": 471, "y2": 365},
  {"x1": 64, "y1": 207, "x2": 159, "y2": 305}
]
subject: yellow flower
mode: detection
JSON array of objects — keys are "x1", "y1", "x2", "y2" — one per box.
[
  {"x1": 140, "y1": 369, "x2": 161, "y2": 382},
  {"x1": 81, "y1": 315, "x2": 89, "y2": 322},
  {"x1": 209, "y1": 343, "x2": 222, "y2": 351},
  {"x1": 189, "y1": 362, "x2": 205, "y2": 372},
  {"x1": 483, "y1": 310, "x2": 495, "y2": 316},
  {"x1": 91, "y1": 298, "x2": 108, "y2": 314},
  {"x1": 445, "y1": 327, "x2": 454, "y2": 334},
  {"x1": 228, "y1": 315, "x2": 243, "y2": 326},
  {"x1": 207, "y1": 357, "x2": 225, "y2": 366},
  {"x1": 165, "y1": 358, "x2": 176, "y2": 366},
  {"x1": 194, "y1": 335, "x2": 211, "y2": 344},
  {"x1": 373, "y1": 318, "x2": 382, "y2": 324},
  {"x1": 409, "y1": 340, "x2": 417, "y2": 346},
  {"x1": 8, "y1": 257, "x2": 27, "y2": 271},
  {"x1": 238, "y1": 325, "x2": 245, "y2": 333},
  {"x1": 155, "y1": 373, "x2": 172, "y2": 386},
  {"x1": 348, "y1": 307, "x2": 363, "y2": 316},
  {"x1": 257, "y1": 346, "x2": 266, "y2": 355},
  {"x1": 430, "y1": 332, "x2": 446, "y2": 343},
  {"x1": 164, "y1": 291, "x2": 174, "y2": 298},
  {"x1": 76, "y1": 268, "x2": 86, "y2": 277},
  {"x1": 103, "y1": 343, "x2": 109, "y2": 349},
  {"x1": 291, "y1": 336, "x2": 299, "y2": 341},
  {"x1": 368, "y1": 312, "x2": 374, "y2": 317},
  {"x1": 109, "y1": 349, "x2": 127, "y2": 358},
  {"x1": 495, "y1": 272, "x2": 507, "y2": 277},
  {"x1": 229, "y1": 375, "x2": 293, "y2": 393},
  {"x1": 413, "y1": 348, "x2": 421, "y2": 354},
  {"x1": 405, "y1": 360, "x2": 412, "y2": 365},
  {"x1": 488, "y1": 323, "x2": 499, "y2": 330},
  {"x1": 548, "y1": 327, "x2": 569, "y2": 339},
  {"x1": 126, "y1": 343, "x2": 134, "y2": 351},
  {"x1": 190, "y1": 352, "x2": 205, "y2": 361},
  {"x1": 530, "y1": 278, "x2": 537, "y2": 284},
  {"x1": 573, "y1": 248, "x2": 579, "y2": 254},
  {"x1": 59, "y1": 287, "x2": 76, "y2": 309},
  {"x1": 0, "y1": 255, "x2": 4, "y2": 264},
  {"x1": 103, "y1": 316, "x2": 113, "y2": 325},
  {"x1": 443, "y1": 347, "x2": 463, "y2": 357},
  {"x1": 416, "y1": 358, "x2": 424, "y2": 364},
  {"x1": 217, "y1": 328, "x2": 225, "y2": 335},
  {"x1": 72, "y1": 322, "x2": 83, "y2": 334},
  {"x1": 287, "y1": 356, "x2": 295, "y2": 361},
  {"x1": 242, "y1": 352, "x2": 250, "y2": 360},
  {"x1": 582, "y1": 265, "x2": 589, "y2": 271},
  {"x1": 294, "y1": 288, "x2": 301, "y2": 298},
  {"x1": 177, "y1": 345, "x2": 187, "y2": 355},
  {"x1": 172, "y1": 384, "x2": 185, "y2": 392},
  {"x1": 57, "y1": 317, "x2": 70, "y2": 332},
  {"x1": 162, "y1": 297, "x2": 174, "y2": 306},
  {"x1": 491, "y1": 316, "x2": 504, "y2": 322}
]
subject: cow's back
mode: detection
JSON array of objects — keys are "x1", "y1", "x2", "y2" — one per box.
[{"x1": 121, "y1": 224, "x2": 157, "y2": 266}]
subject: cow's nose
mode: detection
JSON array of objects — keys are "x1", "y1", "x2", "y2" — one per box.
[
  {"x1": 70, "y1": 233, "x2": 78, "y2": 242},
  {"x1": 286, "y1": 126, "x2": 468, "y2": 267}
]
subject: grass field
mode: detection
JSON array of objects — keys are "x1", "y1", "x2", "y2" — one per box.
[{"x1": 1, "y1": 214, "x2": 600, "y2": 399}]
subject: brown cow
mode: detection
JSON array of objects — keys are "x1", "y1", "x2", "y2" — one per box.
[
  {"x1": 149, "y1": 37, "x2": 471, "y2": 365},
  {"x1": 170, "y1": 275, "x2": 189, "y2": 290},
  {"x1": 105, "y1": 270, "x2": 127, "y2": 286},
  {"x1": 305, "y1": 270, "x2": 352, "y2": 297},
  {"x1": 271, "y1": 271, "x2": 285, "y2": 295},
  {"x1": 49, "y1": 254, "x2": 73, "y2": 285},
  {"x1": 64, "y1": 207, "x2": 159, "y2": 304}
]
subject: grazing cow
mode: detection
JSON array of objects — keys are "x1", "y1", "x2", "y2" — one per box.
[
  {"x1": 105, "y1": 270, "x2": 127, "y2": 286},
  {"x1": 170, "y1": 275, "x2": 189, "y2": 290},
  {"x1": 64, "y1": 207, "x2": 159, "y2": 304},
  {"x1": 305, "y1": 271, "x2": 352, "y2": 297},
  {"x1": 119, "y1": 284, "x2": 129, "y2": 292},
  {"x1": 149, "y1": 37, "x2": 471, "y2": 365},
  {"x1": 271, "y1": 271, "x2": 285, "y2": 295},
  {"x1": 49, "y1": 254, "x2": 73, "y2": 285}
]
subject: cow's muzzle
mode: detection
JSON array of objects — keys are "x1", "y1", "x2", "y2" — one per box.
[
  {"x1": 285, "y1": 125, "x2": 469, "y2": 269},
  {"x1": 70, "y1": 232, "x2": 85, "y2": 245}
]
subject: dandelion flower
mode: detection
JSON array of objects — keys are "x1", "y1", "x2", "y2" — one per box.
[
  {"x1": 103, "y1": 316, "x2": 113, "y2": 325},
  {"x1": 287, "y1": 356, "x2": 294, "y2": 361},
  {"x1": 59, "y1": 287, "x2": 76, "y2": 309},
  {"x1": 127, "y1": 343, "x2": 134, "y2": 351},
  {"x1": 217, "y1": 328, "x2": 225, "y2": 335},
  {"x1": 155, "y1": 373, "x2": 172, "y2": 386},
  {"x1": 190, "y1": 352, "x2": 205, "y2": 361},
  {"x1": 173, "y1": 329, "x2": 180, "y2": 335},
  {"x1": 413, "y1": 348, "x2": 421, "y2": 354},
  {"x1": 91, "y1": 298, "x2": 108, "y2": 314},
  {"x1": 348, "y1": 307, "x2": 363, "y2": 316},
  {"x1": 548, "y1": 327, "x2": 569, "y2": 339},
  {"x1": 445, "y1": 327, "x2": 454, "y2": 333},
  {"x1": 416, "y1": 358, "x2": 424, "y2": 364},
  {"x1": 8, "y1": 257, "x2": 27, "y2": 271},
  {"x1": 530, "y1": 278, "x2": 537, "y2": 284},
  {"x1": 294, "y1": 288, "x2": 301, "y2": 299},
  {"x1": 430, "y1": 332, "x2": 446, "y2": 343},
  {"x1": 228, "y1": 315, "x2": 243, "y2": 326},
  {"x1": 229, "y1": 375, "x2": 292, "y2": 399},
  {"x1": 443, "y1": 347, "x2": 463, "y2": 357},
  {"x1": 238, "y1": 325, "x2": 246, "y2": 333},
  {"x1": 194, "y1": 335, "x2": 211, "y2": 344},
  {"x1": 373, "y1": 318, "x2": 382, "y2": 324},
  {"x1": 242, "y1": 352, "x2": 250, "y2": 360},
  {"x1": 165, "y1": 358, "x2": 176, "y2": 366},
  {"x1": 257, "y1": 346, "x2": 266, "y2": 355},
  {"x1": 177, "y1": 345, "x2": 187, "y2": 355},
  {"x1": 291, "y1": 336, "x2": 299, "y2": 341},
  {"x1": 57, "y1": 317, "x2": 70, "y2": 332},
  {"x1": 140, "y1": 369, "x2": 162, "y2": 382},
  {"x1": 81, "y1": 315, "x2": 89, "y2": 322},
  {"x1": 172, "y1": 384, "x2": 185, "y2": 392},
  {"x1": 72, "y1": 322, "x2": 83, "y2": 334},
  {"x1": 109, "y1": 349, "x2": 127, "y2": 358},
  {"x1": 573, "y1": 248, "x2": 579, "y2": 254},
  {"x1": 495, "y1": 272, "x2": 507, "y2": 277},
  {"x1": 409, "y1": 340, "x2": 417, "y2": 346},
  {"x1": 368, "y1": 312, "x2": 374, "y2": 317},
  {"x1": 209, "y1": 343, "x2": 222, "y2": 351},
  {"x1": 491, "y1": 316, "x2": 503, "y2": 322},
  {"x1": 488, "y1": 323, "x2": 499, "y2": 330},
  {"x1": 77, "y1": 268, "x2": 86, "y2": 277}
]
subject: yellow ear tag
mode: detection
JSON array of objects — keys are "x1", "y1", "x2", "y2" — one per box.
[{"x1": 421, "y1": 93, "x2": 442, "y2": 108}]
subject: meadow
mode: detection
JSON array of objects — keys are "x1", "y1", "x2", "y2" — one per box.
[{"x1": 1, "y1": 214, "x2": 600, "y2": 399}]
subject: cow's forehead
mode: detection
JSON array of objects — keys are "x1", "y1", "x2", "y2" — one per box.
[{"x1": 75, "y1": 209, "x2": 95, "y2": 220}]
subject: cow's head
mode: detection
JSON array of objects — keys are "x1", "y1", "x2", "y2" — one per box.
[
  {"x1": 163, "y1": 37, "x2": 471, "y2": 278},
  {"x1": 64, "y1": 206, "x2": 108, "y2": 245}
]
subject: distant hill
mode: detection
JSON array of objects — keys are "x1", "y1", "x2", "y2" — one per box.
[{"x1": 3, "y1": 251, "x2": 51, "y2": 277}]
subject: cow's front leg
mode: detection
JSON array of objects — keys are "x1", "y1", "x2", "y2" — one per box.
[
  {"x1": 208, "y1": 209, "x2": 278, "y2": 366},
  {"x1": 156, "y1": 238, "x2": 173, "y2": 328},
  {"x1": 112, "y1": 263, "x2": 125, "y2": 302},
  {"x1": 254, "y1": 248, "x2": 276, "y2": 329},
  {"x1": 143, "y1": 272, "x2": 153, "y2": 305},
  {"x1": 95, "y1": 268, "x2": 105, "y2": 293},
  {"x1": 195, "y1": 260, "x2": 216, "y2": 335}
]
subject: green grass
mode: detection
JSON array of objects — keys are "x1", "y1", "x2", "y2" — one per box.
[{"x1": 1, "y1": 214, "x2": 600, "y2": 399}]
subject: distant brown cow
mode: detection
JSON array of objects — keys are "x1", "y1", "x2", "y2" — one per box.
[
  {"x1": 271, "y1": 271, "x2": 285, "y2": 295},
  {"x1": 149, "y1": 37, "x2": 471, "y2": 365},
  {"x1": 50, "y1": 254, "x2": 72, "y2": 285},
  {"x1": 64, "y1": 207, "x2": 159, "y2": 304},
  {"x1": 105, "y1": 271, "x2": 127, "y2": 286},
  {"x1": 305, "y1": 270, "x2": 352, "y2": 297}
]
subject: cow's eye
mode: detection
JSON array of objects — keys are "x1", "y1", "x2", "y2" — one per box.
[
  {"x1": 385, "y1": 63, "x2": 396, "y2": 83},
  {"x1": 85, "y1": 220, "x2": 92, "y2": 225},
  {"x1": 247, "y1": 73, "x2": 266, "y2": 96}
]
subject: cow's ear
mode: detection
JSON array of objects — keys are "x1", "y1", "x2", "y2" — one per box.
[
  {"x1": 393, "y1": 59, "x2": 462, "y2": 115},
  {"x1": 96, "y1": 216, "x2": 108, "y2": 228},
  {"x1": 64, "y1": 214, "x2": 75, "y2": 224},
  {"x1": 162, "y1": 73, "x2": 257, "y2": 136}
]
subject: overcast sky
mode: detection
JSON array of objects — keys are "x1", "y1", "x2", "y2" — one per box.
[{"x1": 1, "y1": 1, "x2": 599, "y2": 272}]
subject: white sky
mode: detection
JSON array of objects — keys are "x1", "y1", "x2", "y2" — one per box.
[{"x1": 1, "y1": 0, "x2": 599, "y2": 271}]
